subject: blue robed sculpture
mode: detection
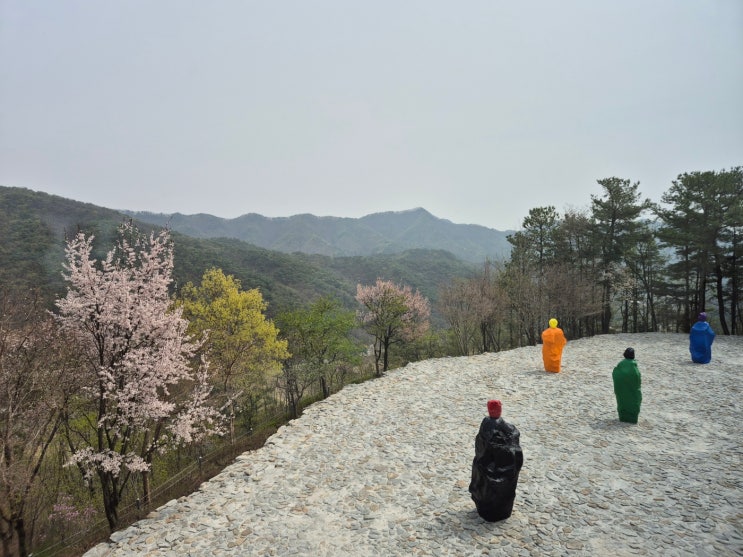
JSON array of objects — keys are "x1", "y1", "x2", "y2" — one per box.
[{"x1": 689, "y1": 312, "x2": 715, "y2": 364}]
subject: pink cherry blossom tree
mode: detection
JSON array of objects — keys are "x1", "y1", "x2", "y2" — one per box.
[
  {"x1": 55, "y1": 222, "x2": 222, "y2": 531},
  {"x1": 355, "y1": 279, "x2": 430, "y2": 375}
]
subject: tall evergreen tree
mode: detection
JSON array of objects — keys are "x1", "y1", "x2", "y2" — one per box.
[
  {"x1": 590, "y1": 178, "x2": 653, "y2": 333},
  {"x1": 656, "y1": 168, "x2": 743, "y2": 333},
  {"x1": 514, "y1": 206, "x2": 560, "y2": 274},
  {"x1": 714, "y1": 167, "x2": 743, "y2": 334}
]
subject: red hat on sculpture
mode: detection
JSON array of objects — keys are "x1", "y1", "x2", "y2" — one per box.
[{"x1": 487, "y1": 399, "x2": 502, "y2": 419}]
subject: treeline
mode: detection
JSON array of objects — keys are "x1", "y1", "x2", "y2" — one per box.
[
  {"x1": 1, "y1": 167, "x2": 741, "y2": 557},
  {"x1": 439, "y1": 170, "x2": 742, "y2": 355}
]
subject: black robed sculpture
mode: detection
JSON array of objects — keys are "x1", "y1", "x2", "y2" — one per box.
[{"x1": 469, "y1": 399, "x2": 524, "y2": 521}]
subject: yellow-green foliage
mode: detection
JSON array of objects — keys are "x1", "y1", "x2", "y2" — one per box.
[{"x1": 176, "y1": 268, "x2": 289, "y2": 396}]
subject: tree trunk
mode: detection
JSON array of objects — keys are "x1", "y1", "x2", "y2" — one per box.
[
  {"x1": 714, "y1": 260, "x2": 730, "y2": 335},
  {"x1": 142, "y1": 470, "x2": 151, "y2": 508},
  {"x1": 289, "y1": 392, "x2": 297, "y2": 419},
  {"x1": 142, "y1": 430, "x2": 152, "y2": 506},
  {"x1": 373, "y1": 339, "x2": 383, "y2": 376},
  {"x1": 382, "y1": 334, "x2": 391, "y2": 373},
  {"x1": 632, "y1": 288, "x2": 639, "y2": 332},
  {"x1": 731, "y1": 255, "x2": 738, "y2": 335},
  {"x1": 0, "y1": 534, "x2": 10, "y2": 557},
  {"x1": 695, "y1": 269, "x2": 708, "y2": 329},
  {"x1": 479, "y1": 322, "x2": 489, "y2": 353},
  {"x1": 101, "y1": 472, "x2": 120, "y2": 531},
  {"x1": 731, "y1": 230, "x2": 739, "y2": 335},
  {"x1": 621, "y1": 299, "x2": 629, "y2": 333},
  {"x1": 285, "y1": 378, "x2": 298, "y2": 419},
  {"x1": 601, "y1": 283, "x2": 612, "y2": 334},
  {"x1": 16, "y1": 517, "x2": 27, "y2": 557}
]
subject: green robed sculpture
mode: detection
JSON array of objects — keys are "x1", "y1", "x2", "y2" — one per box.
[{"x1": 612, "y1": 347, "x2": 642, "y2": 424}]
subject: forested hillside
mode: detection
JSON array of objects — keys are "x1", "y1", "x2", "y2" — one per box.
[
  {"x1": 0, "y1": 186, "x2": 475, "y2": 316},
  {"x1": 0, "y1": 186, "x2": 125, "y2": 299}
]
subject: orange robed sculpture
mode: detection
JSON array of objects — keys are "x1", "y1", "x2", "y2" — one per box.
[{"x1": 541, "y1": 318, "x2": 567, "y2": 372}]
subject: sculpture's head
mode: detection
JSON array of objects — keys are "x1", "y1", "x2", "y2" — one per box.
[
  {"x1": 548, "y1": 318, "x2": 558, "y2": 328},
  {"x1": 698, "y1": 312, "x2": 707, "y2": 322},
  {"x1": 487, "y1": 399, "x2": 502, "y2": 419},
  {"x1": 623, "y1": 347, "x2": 635, "y2": 360}
]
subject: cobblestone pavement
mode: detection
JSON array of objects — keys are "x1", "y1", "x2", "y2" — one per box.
[{"x1": 84, "y1": 333, "x2": 743, "y2": 557}]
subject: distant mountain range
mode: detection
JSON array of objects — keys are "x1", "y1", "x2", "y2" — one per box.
[{"x1": 124, "y1": 208, "x2": 514, "y2": 264}]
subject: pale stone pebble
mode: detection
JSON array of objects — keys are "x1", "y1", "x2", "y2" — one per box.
[{"x1": 84, "y1": 334, "x2": 743, "y2": 556}]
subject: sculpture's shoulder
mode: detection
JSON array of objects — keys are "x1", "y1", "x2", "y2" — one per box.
[
  {"x1": 479, "y1": 417, "x2": 520, "y2": 443},
  {"x1": 614, "y1": 358, "x2": 638, "y2": 375}
]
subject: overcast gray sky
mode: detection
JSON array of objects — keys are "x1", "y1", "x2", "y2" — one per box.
[{"x1": 1, "y1": 1, "x2": 741, "y2": 231}]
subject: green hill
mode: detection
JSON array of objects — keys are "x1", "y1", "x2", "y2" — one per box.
[{"x1": 1, "y1": 186, "x2": 475, "y2": 317}]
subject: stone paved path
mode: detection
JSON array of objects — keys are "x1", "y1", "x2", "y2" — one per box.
[{"x1": 84, "y1": 333, "x2": 743, "y2": 556}]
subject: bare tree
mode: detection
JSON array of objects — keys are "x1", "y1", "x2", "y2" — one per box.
[
  {"x1": 439, "y1": 278, "x2": 480, "y2": 356},
  {"x1": 0, "y1": 289, "x2": 81, "y2": 557}
]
